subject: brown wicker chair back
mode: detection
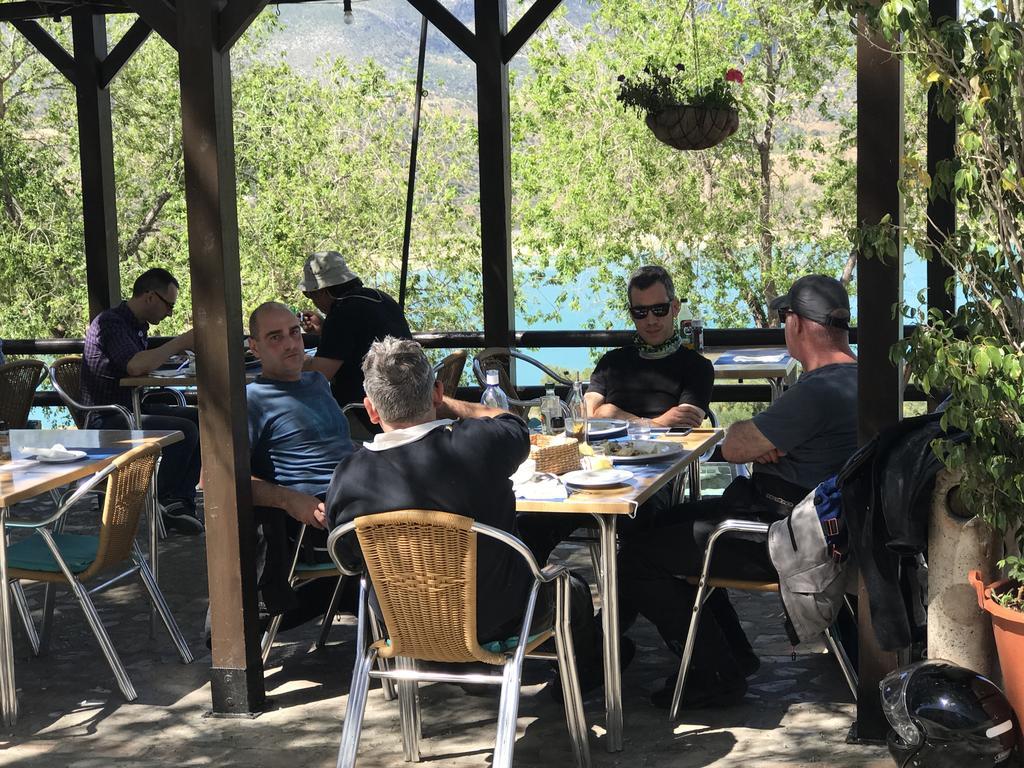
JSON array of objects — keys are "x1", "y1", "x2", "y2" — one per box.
[
  {"x1": 81, "y1": 443, "x2": 160, "y2": 581},
  {"x1": 433, "y1": 351, "x2": 467, "y2": 397},
  {"x1": 0, "y1": 360, "x2": 47, "y2": 428},
  {"x1": 49, "y1": 356, "x2": 87, "y2": 428},
  {"x1": 353, "y1": 509, "x2": 505, "y2": 665}
]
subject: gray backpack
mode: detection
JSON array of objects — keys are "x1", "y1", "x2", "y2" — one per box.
[{"x1": 768, "y1": 485, "x2": 849, "y2": 644}]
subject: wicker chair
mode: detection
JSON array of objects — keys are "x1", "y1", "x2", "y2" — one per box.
[
  {"x1": 432, "y1": 350, "x2": 467, "y2": 396},
  {"x1": 49, "y1": 356, "x2": 135, "y2": 429},
  {"x1": 0, "y1": 360, "x2": 47, "y2": 428},
  {"x1": 3, "y1": 442, "x2": 193, "y2": 703},
  {"x1": 669, "y1": 519, "x2": 858, "y2": 720},
  {"x1": 327, "y1": 510, "x2": 590, "y2": 768},
  {"x1": 472, "y1": 348, "x2": 573, "y2": 419},
  {"x1": 260, "y1": 523, "x2": 345, "y2": 666}
]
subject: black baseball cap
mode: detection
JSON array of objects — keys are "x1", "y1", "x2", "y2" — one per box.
[{"x1": 769, "y1": 274, "x2": 851, "y2": 329}]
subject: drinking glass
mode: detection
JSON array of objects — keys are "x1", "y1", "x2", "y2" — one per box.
[{"x1": 627, "y1": 418, "x2": 651, "y2": 440}]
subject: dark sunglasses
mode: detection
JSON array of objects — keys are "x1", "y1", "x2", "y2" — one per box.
[
  {"x1": 152, "y1": 291, "x2": 175, "y2": 313},
  {"x1": 629, "y1": 302, "x2": 672, "y2": 320},
  {"x1": 778, "y1": 308, "x2": 796, "y2": 324}
]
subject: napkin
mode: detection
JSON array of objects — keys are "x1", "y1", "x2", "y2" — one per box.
[
  {"x1": 729, "y1": 353, "x2": 788, "y2": 363},
  {"x1": 31, "y1": 444, "x2": 80, "y2": 460},
  {"x1": 514, "y1": 475, "x2": 569, "y2": 501}
]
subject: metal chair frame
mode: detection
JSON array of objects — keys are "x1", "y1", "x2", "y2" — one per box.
[
  {"x1": 3, "y1": 444, "x2": 193, "y2": 707},
  {"x1": 668, "y1": 519, "x2": 858, "y2": 720},
  {"x1": 260, "y1": 522, "x2": 346, "y2": 666},
  {"x1": 327, "y1": 513, "x2": 591, "y2": 768}
]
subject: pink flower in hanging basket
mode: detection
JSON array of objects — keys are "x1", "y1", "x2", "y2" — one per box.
[{"x1": 725, "y1": 68, "x2": 744, "y2": 84}]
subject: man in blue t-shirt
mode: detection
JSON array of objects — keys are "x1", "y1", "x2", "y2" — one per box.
[{"x1": 244, "y1": 301, "x2": 354, "y2": 619}]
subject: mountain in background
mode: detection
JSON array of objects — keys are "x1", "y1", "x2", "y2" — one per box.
[{"x1": 263, "y1": 0, "x2": 592, "y2": 99}]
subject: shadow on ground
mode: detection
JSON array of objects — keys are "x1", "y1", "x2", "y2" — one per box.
[{"x1": 0, "y1": 498, "x2": 890, "y2": 767}]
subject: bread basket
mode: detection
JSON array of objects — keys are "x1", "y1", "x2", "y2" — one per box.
[{"x1": 529, "y1": 433, "x2": 581, "y2": 475}]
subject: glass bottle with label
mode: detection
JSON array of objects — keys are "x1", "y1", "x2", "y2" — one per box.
[
  {"x1": 679, "y1": 299, "x2": 694, "y2": 350},
  {"x1": 540, "y1": 383, "x2": 565, "y2": 435},
  {"x1": 0, "y1": 421, "x2": 10, "y2": 463},
  {"x1": 566, "y1": 380, "x2": 588, "y2": 444}
]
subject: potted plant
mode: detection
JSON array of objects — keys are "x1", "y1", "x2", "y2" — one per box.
[
  {"x1": 822, "y1": 0, "x2": 1024, "y2": 717},
  {"x1": 616, "y1": 62, "x2": 744, "y2": 151}
]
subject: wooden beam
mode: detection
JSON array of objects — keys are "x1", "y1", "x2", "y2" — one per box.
[
  {"x1": 177, "y1": 0, "x2": 264, "y2": 714},
  {"x1": 11, "y1": 19, "x2": 76, "y2": 85},
  {"x1": 72, "y1": 10, "x2": 121, "y2": 318},
  {"x1": 926, "y1": 0, "x2": 957, "y2": 320},
  {"x1": 502, "y1": 0, "x2": 561, "y2": 64},
  {"x1": 217, "y1": 0, "x2": 268, "y2": 52},
  {"x1": 474, "y1": 0, "x2": 515, "y2": 350},
  {"x1": 126, "y1": 0, "x2": 176, "y2": 50},
  {"x1": 99, "y1": 16, "x2": 151, "y2": 87},
  {"x1": 404, "y1": 0, "x2": 477, "y2": 62},
  {"x1": 854, "y1": 16, "x2": 903, "y2": 741}
]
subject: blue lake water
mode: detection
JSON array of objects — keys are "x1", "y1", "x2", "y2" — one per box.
[{"x1": 513, "y1": 250, "x2": 931, "y2": 384}]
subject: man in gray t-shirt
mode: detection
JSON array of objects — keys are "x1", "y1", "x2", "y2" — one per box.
[{"x1": 617, "y1": 274, "x2": 858, "y2": 713}]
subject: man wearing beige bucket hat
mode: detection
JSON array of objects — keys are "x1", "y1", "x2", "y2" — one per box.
[{"x1": 297, "y1": 251, "x2": 411, "y2": 431}]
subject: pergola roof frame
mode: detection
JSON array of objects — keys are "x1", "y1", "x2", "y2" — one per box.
[{"x1": 0, "y1": 0, "x2": 959, "y2": 746}]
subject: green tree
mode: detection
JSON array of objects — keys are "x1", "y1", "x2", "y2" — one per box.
[{"x1": 510, "y1": 0, "x2": 857, "y2": 330}]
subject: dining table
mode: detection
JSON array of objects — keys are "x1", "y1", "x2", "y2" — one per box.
[
  {"x1": 516, "y1": 427, "x2": 723, "y2": 753},
  {"x1": 705, "y1": 346, "x2": 799, "y2": 402},
  {"x1": 0, "y1": 429, "x2": 183, "y2": 726}
]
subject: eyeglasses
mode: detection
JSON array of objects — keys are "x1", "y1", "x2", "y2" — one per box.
[
  {"x1": 152, "y1": 291, "x2": 175, "y2": 313},
  {"x1": 629, "y1": 302, "x2": 671, "y2": 320}
]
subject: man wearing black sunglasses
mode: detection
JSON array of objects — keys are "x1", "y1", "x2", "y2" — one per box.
[
  {"x1": 82, "y1": 267, "x2": 204, "y2": 535},
  {"x1": 585, "y1": 265, "x2": 714, "y2": 430}
]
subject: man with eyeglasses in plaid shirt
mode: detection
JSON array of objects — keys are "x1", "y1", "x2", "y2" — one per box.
[{"x1": 82, "y1": 267, "x2": 204, "y2": 535}]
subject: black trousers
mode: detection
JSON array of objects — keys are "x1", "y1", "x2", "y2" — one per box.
[
  {"x1": 617, "y1": 495, "x2": 779, "y2": 677},
  {"x1": 92, "y1": 404, "x2": 201, "y2": 506}
]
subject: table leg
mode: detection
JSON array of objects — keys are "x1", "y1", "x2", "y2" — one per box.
[
  {"x1": 688, "y1": 460, "x2": 701, "y2": 503},
  {"x1": 0, "y1": 508, "x2": 18, "y2": 726},
  {"x1": 769, "y1": 378, "x2": 783, "y2": 403},
  {"x1": 593, "y1": 515, "x2": 622, "y2": 753},
  {"x1": 134, "y1": 387, "x2": 161, "y2": 638}
]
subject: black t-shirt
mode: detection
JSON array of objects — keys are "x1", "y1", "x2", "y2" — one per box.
[
  {"x1": 325, "y1": 414, "x2": 533, "y2": 642},
  {"x1": 316, "y1": 285, "x2": 412, "y2": 407},
  {"x1": 588, "y1": 345, "x2": 715, "y2": 419}
]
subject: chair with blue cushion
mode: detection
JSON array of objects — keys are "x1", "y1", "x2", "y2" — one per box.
[
  {"x1": 260, "y1": 522, "x2": 346, "y2": 665},
  {"x1": 328, "y1": 509, "x2": 590, "y2": 768},
  {"x1": 3, "y1": 442, "x2": 193, "y2": 703}
]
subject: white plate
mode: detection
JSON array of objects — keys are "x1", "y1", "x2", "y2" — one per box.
[
  {"x1": 561, "y1": 468, "x2": 634, "y2": 488},
  {"x1": 604, "y1": 439, "x2": 685, "y2": 464},
  {"x1": 36, "y1": 450, "x2": 88, "y2": 463},
  {"x1": 587, "y1": 419, "x2": 629, "y2": 440}
]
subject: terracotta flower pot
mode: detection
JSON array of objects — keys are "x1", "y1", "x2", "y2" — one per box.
[
  {"x1": 645, "y1": 105, "x2": 739, "y2": 150},
  {"x1": 970, "y1": 570, "x2": 1024, "y2": 720}
]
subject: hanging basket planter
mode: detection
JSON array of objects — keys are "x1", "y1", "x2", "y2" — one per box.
[{"x1": 644, "y1": 104, "x2": 739, "y2": 151}]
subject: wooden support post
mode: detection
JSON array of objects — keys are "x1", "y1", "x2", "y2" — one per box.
[
  {"x1": 854, "y1": 17, "x2": 904, "y2": 741},
  {"x1": 926, "y1": 0, "x2": 957, "y2": 320},
  {"x1": 475, "y1": 0, "x2": 515, "y2": 351},
  {"x1": 71, "y1": 12, "x2": 121, "y2": 318},
  {"x1": 176, "y1": 0, "x2": 264, "y2": 715}
]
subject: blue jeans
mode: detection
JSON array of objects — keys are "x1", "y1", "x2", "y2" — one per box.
[{"x1": 91, "y1": 404, "x2": 201, "y2": 506}]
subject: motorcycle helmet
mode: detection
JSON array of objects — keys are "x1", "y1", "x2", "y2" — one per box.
[{"x1": 881, "y1": 659, "x2": 1018, "y2": 767}]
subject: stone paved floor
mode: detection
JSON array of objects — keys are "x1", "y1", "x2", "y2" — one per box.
[{"x1": 0, "y1": 497, "x2": 890, "y2": 767}]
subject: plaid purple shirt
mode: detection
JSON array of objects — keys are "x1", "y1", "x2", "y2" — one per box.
[{"x1": 81, "y1": 301, "x2": 148, "y2": 410}]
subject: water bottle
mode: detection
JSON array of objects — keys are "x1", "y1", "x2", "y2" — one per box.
[
  {"x1": 480, "y1": 369, "x2": 509, "y2": 411},
  {"x1": 540, "y1": 383, "x2": 565, "y2": 435},
  {"x1": 566, "y1": 380, "x2": 588, "y2": 444},
  {"x1": 679, "y1": 299, "x2": 694, "y2": 350}
]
